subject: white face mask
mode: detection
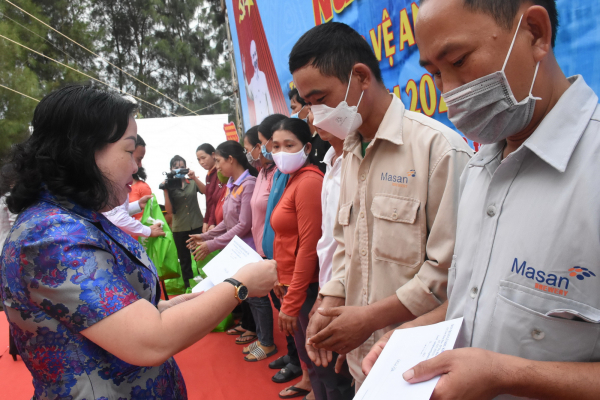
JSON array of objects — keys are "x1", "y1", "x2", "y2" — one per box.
[
  {"x1": 272, "y1": 145, "x2": 308, "y2": 174},
  {"x1": 311, "y1": 69, "x2": 364, "y2": 140},
  {"x1": 441, "y1": 15, "x2": 542, "y2": 144}
]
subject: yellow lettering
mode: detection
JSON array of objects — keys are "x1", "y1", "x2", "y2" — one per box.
[
  {"x1": 419, "y1": 74, "x2": 437, "y2": 116},
  {"x1": 411, "y1": 2, "x2": 419, "y2": 26},
  {"x1": 438, "y1": 96, "x2": 448, "y2": 114},
  {"x1": 399, "y1": 8, "x2": 416, "y2": 51},
  {"x1": 393, "y1": 85, "x2": 401, "y2": 99},
  {"x1": 382, "y1": 9, "x2": 396, "y2": 66},
  {"x1": 405, "y1": 80, "x2": 420, "y2": 112},
  {"x1": 369, "y1": 25, "x2": 383, "y2": 62}
]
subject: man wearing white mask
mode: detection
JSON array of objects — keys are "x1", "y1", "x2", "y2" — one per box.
[
  {"x1": 362, "y1": 1, "x2": 600, "y2": 399},
  {"x1": 243, "y1": 40, "x2": 274, "y2": 124},
  {"x1": 289, "y1": 22, "x2": 473, "y2": 388}
]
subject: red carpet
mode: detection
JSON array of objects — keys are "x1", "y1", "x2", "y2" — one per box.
[{"x1": 0, "y1": 310, "x2": 294, "y2": 399}]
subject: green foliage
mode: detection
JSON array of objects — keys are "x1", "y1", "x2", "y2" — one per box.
[{"x1": 0, "y1": 0, "x2": 234, "y2": 160}]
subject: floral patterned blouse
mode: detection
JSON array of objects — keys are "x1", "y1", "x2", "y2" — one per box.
[{"x1": 0, "y1": 191, "x2": 187, "y2": 400}]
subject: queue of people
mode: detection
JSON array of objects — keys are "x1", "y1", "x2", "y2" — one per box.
[{"x1": 1, "y1": 0, "x2": 600, "y2": 399}]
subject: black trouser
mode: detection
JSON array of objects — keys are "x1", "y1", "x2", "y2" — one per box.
[
  {"x1": 240, "y1": 301, "x2": 256, "y2": 332},
  {"x1": 284, "y1": 283, "x2": 354, "y2": 400},
  {"x1": 172, "y1": 227, "x2": 202, "y2": 286},
  {"x1": 271, "y1": 289, "x2": 300, "y2": 367}
]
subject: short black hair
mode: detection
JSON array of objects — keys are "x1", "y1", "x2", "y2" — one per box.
[
  {"x1": 136, "y1": 134, "x2": 146, "y2": 148},
  {"x1": 243, "y1": 126, "x2": 261, "y2": 147},
  {"x1": 289, "y1": 22, "x2": 383, "y2": 84},
  {"x1": 421, "y1": 0, "x2": 559, "y2": 47},
  {"x1": 1, "y1": 84, "x2": 138, "y2": 213},
  {"x1": 288, "y1": 88, "x2": 306, "y2": 106},
  {"x1": 196, "y1": 143, "x2": 216, "y2": 155},
  {"x1": 257, "y1": 113, "x2": 287, "y2": 141}
]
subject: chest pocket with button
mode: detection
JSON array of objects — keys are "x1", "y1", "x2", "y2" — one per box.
[
  {"x1": 370, "y1": 195, "x2": 421, "y2": 268},
  {"x1": 486, "y1": 280, "x2": 600, "y2": 362}
]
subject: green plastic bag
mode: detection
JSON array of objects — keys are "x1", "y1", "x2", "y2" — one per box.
[{"x1": 138, "y1": 195, "x2": 181, "y2": 281}]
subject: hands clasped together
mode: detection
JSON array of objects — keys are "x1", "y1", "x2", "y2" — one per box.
[{"x1": 186, "y1": 234, "x2": 209, "y2": 261}]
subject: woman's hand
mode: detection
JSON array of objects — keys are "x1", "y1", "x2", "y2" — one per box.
[
  {"x1": 187, "y1": 169, "x2": 196, "y2": 180},
  {"x1": 233, "y1": 260, "x2": 278, "y2": 298},
  {"x1": 207, "y1": 225, "x2": 216, "y2": 231},
  {"x1": 186, "y1": 234, "x2": 203, "y2": 249},
  {"x1": 278, "y1": 311, "x2": 298, "y2": 337},
  {"x1": 202, "y1": 223, "x2": 208, "y2": 233},
  {"x1": 193, "y1": 242, "x2": 210, "y2": 261},
  {"x1": 157, "y1": 292, "x2": 203, "y2": 312}
]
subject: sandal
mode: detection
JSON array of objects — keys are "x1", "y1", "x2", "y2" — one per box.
[
  {"x1": 279, "y1": 386, "x2": 310, "y2": 399},
  {"x1": 226, "y1": 324, "x2": 246, "y2": 336},
  {"x1": 244, "y1": 342, "x2": 278, "y2": 362},
  {"x1": 272, "y1": 363, "x2": 302, "y2": 383},
  {"x1": 235, "y1": 331, "x2": 257, "y2": 345}
]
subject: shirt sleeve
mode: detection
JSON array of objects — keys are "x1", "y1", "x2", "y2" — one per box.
[
  {"x1": 320, "y1": 160, "x2": 348, "y2": 299},
  {"x1": 281, "y1": 176, "x2": 323, "y2": 317},
  {"x1": 21, "y1": 220, "x2": 142, "y2": 333},
  {"x1": 104, "y1": 202, "x2": 151, "y2": 237},
  {"x1": 395, "y1": 148, "x2": 472, "y2": 316},
  {"x1": 204, "y1": 182, "x2": 255, "y2": 253},
  {"x1": 128, "y1": 201, "x2": 142, "y2": 216}
]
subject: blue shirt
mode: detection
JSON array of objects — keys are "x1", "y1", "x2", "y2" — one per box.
[
  {"x1": 262, "y1": 170, "x2": 289, "y2": 259},
  {"x1": 0, "y1": 191, "x2": 186, "y2": 400}
]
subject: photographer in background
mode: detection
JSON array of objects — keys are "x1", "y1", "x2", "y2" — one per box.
[{"x1": 162, "y1": 155, "x2": 204, "y2": 289}]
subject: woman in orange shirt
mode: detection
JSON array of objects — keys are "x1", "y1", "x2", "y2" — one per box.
[{"x1": 270, "y1": 118, "x2": 324, "y2": 398}]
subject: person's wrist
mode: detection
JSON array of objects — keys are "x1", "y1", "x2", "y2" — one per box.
[{"x1": 493, "y1": 352, "x2": 522, "y2": 397}]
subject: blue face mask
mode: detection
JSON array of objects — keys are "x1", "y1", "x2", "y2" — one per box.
[
  {"x1": 261, "y1": 144, "x2": 273, "y2": 161},
  {"x1": 291, "y1": 106, "x2": 308, "y2": 122}
]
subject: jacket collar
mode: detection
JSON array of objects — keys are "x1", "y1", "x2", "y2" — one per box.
[
  {"x1": 344, "y1": 94, "x2": 405, "y2": 157},
  {"x1": 524, "y1": 75, "x2": 598, "y2": 172}
]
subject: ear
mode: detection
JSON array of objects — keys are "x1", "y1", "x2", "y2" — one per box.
[
  {"x1": 524, "y1": 6, "x2": 553, "y2": 63},
  {"x1": 353, "y1": 63, "x2": 374, "y2": 91},
  {"x1": 304, "y1": 141, "x2": 313, "y2": 155}
]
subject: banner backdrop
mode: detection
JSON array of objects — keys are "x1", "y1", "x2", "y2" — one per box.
[{"x1": 227, "y1": 0, "x2": 600, "y2": 149}]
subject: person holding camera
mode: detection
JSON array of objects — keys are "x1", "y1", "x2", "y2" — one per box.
[{"x1": 162, "y1": 155, "x2": 205, "y2": 289}]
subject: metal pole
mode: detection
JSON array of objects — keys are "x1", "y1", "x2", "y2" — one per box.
[{"x1": 222, "y1": 1, "x2": 244, "y2": 138}]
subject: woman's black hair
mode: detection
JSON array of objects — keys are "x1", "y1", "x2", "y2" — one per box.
[
  {"x1": 273, "y1": 118, "x2": 318, "y2": 166},
  {"x1": 257, "y1": 113, "x2": 287, "y2": 141},
  {"x1": 288, "y1": 88, "x2": 306, "y2": 106},
  {"x1": 170, "y1": 155, "x2": 186, "y2": 169},
  {"x1": 216, "y1": 140, "x2": 258, "y2": 177},
  {"x1": 136, "y1": 134, "x2": 146, "y2": 148},
  {"x1": 196, "y1": 143, "x2": 216, "y2": 155},
  {"x1": 243, "y1": 126, "x2": 261, "y2": 147},
  {"x1": 0, "y1": 84, "x2": 138, "y2": 213}
]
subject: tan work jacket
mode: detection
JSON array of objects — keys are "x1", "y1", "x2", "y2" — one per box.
[{"x1": 320, "y1": 95, "x2": 473, "y2": 383}]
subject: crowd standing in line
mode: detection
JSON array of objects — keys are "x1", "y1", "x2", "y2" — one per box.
[{"x1": 2, "y1": 0, "x2": 600, "y2": 399}]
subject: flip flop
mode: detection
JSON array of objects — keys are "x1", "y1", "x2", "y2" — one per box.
[
  {"x1": 226, "y1": 324, "x2": 246, "y2": 336},
  {"x1": 278, "y1": 386, "x2": 310, "y2": 399},
  {"x1": 244, "y1": 342, "x2": 278, "y2": 362},
  {"x1": 235, "y1": 332, "x2": 257, "y2": 345},
  {"x1": 272, "y1": 364, "x2": 302, "y2": 384}
]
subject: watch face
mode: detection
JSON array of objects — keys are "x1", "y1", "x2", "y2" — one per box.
[{"x1": 238, "y1": 285, "x2": 249, "y2": 301}]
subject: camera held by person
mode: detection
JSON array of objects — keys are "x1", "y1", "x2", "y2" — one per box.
[{"x1": 159, "y1": 168, "x2": 189, "y2": 190}]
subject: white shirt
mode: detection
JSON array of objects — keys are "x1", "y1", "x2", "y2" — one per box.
[
  {"x1": 447, "y1": 76, "x2": 600, "y2": 399},
  {"x1": 0, "y1": 196, "x2": 17, "y2": 248},
  {"x1": 316, "y1": 146, "x2": 343, "y2": 288},
  {"x1": 103, "y1": 195, "x2": 150, "y2": 237}
]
